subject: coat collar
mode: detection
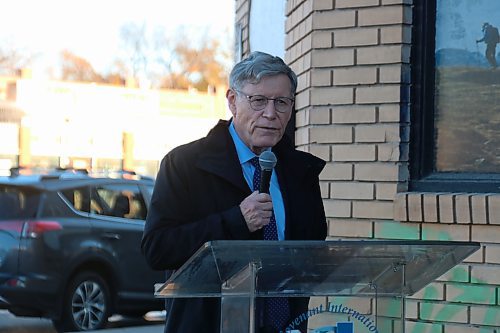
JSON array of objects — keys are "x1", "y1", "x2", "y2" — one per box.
[
  {"x1": 195, "y1": 120, "x2": 250, "y2": 193},
  {"x1": 194, "y1": 119, "x2": 325, "y2": 192}
]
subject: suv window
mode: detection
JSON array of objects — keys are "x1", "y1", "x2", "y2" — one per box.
[
  {"x1": 60, "y1": 186, "x2": 91, "y2": 213},
  {"x1": 91, "y1": 184, "x2": 147, "y2": 220},
  {"x1": 0, "y1": 186, "x2": 40, "y2": 219}
]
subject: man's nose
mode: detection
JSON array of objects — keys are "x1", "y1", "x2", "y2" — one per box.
[{"x1": 262, "y1": 100, "x2": 277, "y2": 118}]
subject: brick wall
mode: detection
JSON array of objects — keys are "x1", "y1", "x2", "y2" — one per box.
[
  {"x1": 395, "y1": 191, "x2": 500, "y2": 332},
  {"x1": 235, "y1": 0, "x2": 500, "y2": 331},
  {"x1": 282, "y1": 0, "x2": 500, "y2": 332},
  {"x1": 285, "y1": 0, "x2": 412, "y2": 238}
]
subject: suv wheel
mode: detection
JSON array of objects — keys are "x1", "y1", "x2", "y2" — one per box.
[{"x1": 53, "y1": 272, "x2": 112, "y2": 332}]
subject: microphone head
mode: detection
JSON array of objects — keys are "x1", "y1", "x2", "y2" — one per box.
[{"x1": 259, "y1": 151, "x2": 277, "y2": 171}]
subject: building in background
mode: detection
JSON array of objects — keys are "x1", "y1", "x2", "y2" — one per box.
[
  {"x1": 235, "y1": 0, "x2": 500, "y2": 331},
  {"x1": 0, "y1": 72, "x2": 229, "y2": 177}
]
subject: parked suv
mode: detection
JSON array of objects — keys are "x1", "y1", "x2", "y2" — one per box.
[{"x1": 0, "y1": 168, "x2": 165, "y2": 332}]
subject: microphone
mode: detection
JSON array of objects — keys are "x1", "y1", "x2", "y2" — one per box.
[{"x1": 258, "y1": 151, "x2": 277, "y2": 194}]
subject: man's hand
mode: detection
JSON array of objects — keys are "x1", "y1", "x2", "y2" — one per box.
[{"x1": 240, "y1": 191, "x2": 273, "y2": 232}]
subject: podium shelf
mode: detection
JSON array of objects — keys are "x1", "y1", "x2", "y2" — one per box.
[{"x1": 155, "y1": 240, "x2": 479, "y2": 298}]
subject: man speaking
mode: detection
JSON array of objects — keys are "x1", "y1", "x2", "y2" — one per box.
[{"x1": 142, "y1": 51, "x2": 327, "y2": 333}]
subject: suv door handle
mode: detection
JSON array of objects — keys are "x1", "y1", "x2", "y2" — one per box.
[{"x1": 101, "y1": 232, "x2": 121, "y2": 240}]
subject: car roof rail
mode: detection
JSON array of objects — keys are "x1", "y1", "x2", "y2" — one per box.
[
  {"x1": 9, "y1": 166, "x2": 49, "y2": 177},
  {"x1": 89, "y1": 169, "x2": 154, "y2": 181},
  {"x1": 8, "y1": 166, "x2": 90, "y2": 179},
  {"x1": 55, "y1": 167, "x2": 89, "y2": 174},
  {"x1": 9, "y1": 166, "x2": 25, "y2": 177},
  {"x1": 116, "y1": 169, "x2": 155, "y2": 181}
]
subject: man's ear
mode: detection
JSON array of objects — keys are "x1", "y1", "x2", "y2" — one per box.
[{"x1": 226, "y1": 89, "x2": 237, "y2": 116}]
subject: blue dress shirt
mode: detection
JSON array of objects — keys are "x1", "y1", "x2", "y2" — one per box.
[{"x1": 229, "y1": 122, "x2": 286, "y2": 240}]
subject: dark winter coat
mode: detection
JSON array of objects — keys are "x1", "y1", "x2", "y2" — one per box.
[{"x1": 141, "y1": 119, "x2": 327, "y2": 333}]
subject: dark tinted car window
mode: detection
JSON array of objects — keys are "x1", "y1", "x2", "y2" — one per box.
[
  {"x1": 60, "y1": 186, "x2": 90, "y2": 213},
  {"x1": 40, "y1": 191, "x2": 77, "y2": 217},
  {"x1": 91, "y1": 184, "x2": 147, "y2": 220},
  {"x1": 0, "y1": 186, "x2": 40, "y2": 220}
]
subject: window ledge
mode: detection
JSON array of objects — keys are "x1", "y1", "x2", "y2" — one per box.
[{"x1": 394, "y1": 192, "x2": 500, "y2": 224}]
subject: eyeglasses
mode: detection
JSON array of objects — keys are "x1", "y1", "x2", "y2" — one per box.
[{"x1": 234, "y1": 89, "x2": 294, "y2": 113}]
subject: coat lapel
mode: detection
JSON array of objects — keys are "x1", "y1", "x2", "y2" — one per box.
[
  {"x1": 273, "y1": 137, "x2": 326, "y2": 239},
  {"x1": 195, "y1": 120, "x2": 251, "y2": 193}
]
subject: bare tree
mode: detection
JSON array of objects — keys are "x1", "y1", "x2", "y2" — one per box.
[
  {"x1": 172, "y1": 35, "x2": 230, "y2": 91},
  {"x1": 0, "y1": 44, "x2": 33, "y2": 75},
  {"x1": 151, "y1": 27, "x2": 231, "y2": 91},
  {"x1": 119, "y1": 22, "x2": 149, "y2": 85},
  {"x1": 60, "y1": 50, "x2": 103, "y2": 83},
  {"x1": 103, "y1": 59, "x2": 128, "y2": 86},
  {"x1": 118, "y1": 23, "x2": 232, "y2": 91},
  {"x1": 150, "y1": 26, "x2": 177, "y2": 88}
]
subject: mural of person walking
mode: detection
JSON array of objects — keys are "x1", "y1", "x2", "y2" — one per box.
[{"x1": 476, "y1": 22, "x2": 499, "y2": 69}]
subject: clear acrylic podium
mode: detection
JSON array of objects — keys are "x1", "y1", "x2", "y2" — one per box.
[{"x1": 155, "y1": 240, "x2": 479, "y2": 333}]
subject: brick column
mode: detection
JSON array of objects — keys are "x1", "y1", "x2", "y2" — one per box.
[{"x1": 285, "y1": 0, "x2": 412, "y2": 237}]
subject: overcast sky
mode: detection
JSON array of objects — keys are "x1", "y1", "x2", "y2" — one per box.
[{"x1": 0, "y1": 0, "x2": 235, "y2": 74}]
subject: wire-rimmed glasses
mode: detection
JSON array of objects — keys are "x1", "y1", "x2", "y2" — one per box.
[{"x1": 234, "y1": 89, "x2": 294, "y2": 113}]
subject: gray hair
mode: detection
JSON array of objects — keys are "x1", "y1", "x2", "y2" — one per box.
[{"x1": 229, "y1": 51, "x2": 298, "y2": 96}]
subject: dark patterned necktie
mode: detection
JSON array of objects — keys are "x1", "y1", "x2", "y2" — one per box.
[{"x1": 250, "y1": 157, "x2": 290, "y2": 331}]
